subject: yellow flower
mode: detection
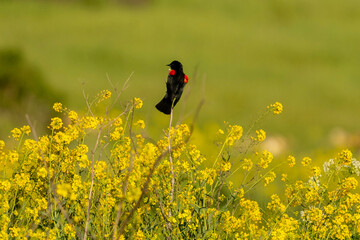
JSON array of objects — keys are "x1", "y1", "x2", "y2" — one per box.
[
  {"x1": 101, "y1": 89, "x2": 111, "y2": 100},
  {"x1": 110, "y1": 127, "x2": 124, "y2": 141},
  {"x1": 82, "y1": 116, "x2": 98, "y2": 129},
  {"x1": 287, "y1": 155, "x2": 296, "y2": 167},
  {"x1": 64, "y1": 224, "x2": 76, "y2": 238},
  {"x1": 0, "y1": 140, "x2": 4, "y2": 150},
  {"x1": 56, "y1": 183, "x2": 72, "y2": 198},
  {"x1": 226, "y1": 125, "x2": 243, "y2": 146},
  {"x1": 264, "y1": 171, "x2": 276, "y2": 186},
  {"x1": 134, "y1": 97, "x2": 143, "y2": 109},
  {"x1": 37, "y1": 167, "x2": 48, "y2": 178},
  {"x1": 258, "y1": 150, "x2": 273, "y2": 169},
  {"x1": 267, "y1": 102, "x2": 283, "y2": 115},
  {"x1": 8, "y1": 150, "x2": 19, "y2": 164},
  {"x1": 339, "y1": 149, "x2": 353, "y2": 165},
  {"x1": 11, "y1": 128, "x2": 22, "y2": 141},
  {"x1": 50, "y1": 117, "x2": 63, "y2": 130},
  {"x1": 0, "y1": 180, "x2": 11, "y2": 191},
  {"x1": 221, "y1": 161, "x2": 231, "y2": 172},
  {"x1": 267, "y1": 194, "x2": 286, "y2": 212},
  {"x1": 135, "y1": 120, "x2": 145, "y2": 129},
  {"x1": 53, "y1": 102, "x2": 63, "y2": 112},
  {"x1": 252, "y1": 129, "x2": 266, "y2": 142},
  {"x1": 312, "y1": 166, "x2": 321, "y2": 177},
  {"x1": 324, "y1": 205, "x2": 335, "y2": 215},
  {"x1": 342, "y1": 177, "x2": 358, "y2": 191},
  {"x1": 243, "y1": 158, "x2": 253, "y2": 171},
  {"x1": 20, "y1": 125, "x2": 31, "y2": 136},
  {"x1": 68, "y1": 111, "x2": 78, "y2": 122},
  {"x1": 281, "y1": 173, "x2": 287, "y2": 182},
  {"x1": 301, "y1": 157, "x2": 312, "y2": 167},
  {"x1": 114, "y1": 117, "x2": 123, "y2": 126},
  {"x1": 218, "y1": 129, "x2": 224, "y2": 135}
]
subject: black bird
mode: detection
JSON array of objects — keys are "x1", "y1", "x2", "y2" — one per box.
[{"x1": 156, "y1": 60, "x2": 188, "y2": 114}]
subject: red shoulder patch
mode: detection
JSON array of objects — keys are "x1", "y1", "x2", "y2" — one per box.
[
  {"x1": 184, "y1": 74, "x2": 189, "y2": 83},
  {"x1": 169, "y1": 70, "x2": 175, "y2": 76}
]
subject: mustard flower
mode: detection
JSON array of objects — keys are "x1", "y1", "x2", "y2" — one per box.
[
  {"x1": 342, "y1": 177, "x2": 358, "y2": 191},
  {"x1": 134, "y1": 229, "x2": 145, "y2": 240},
  {"x1": 114, "y1": 117, "x2": 123, "y2": 126},
  {"x1": 110, "y1": 127, "x2": 124, "y2": 141},
  {"x1": 101, "y1": 89, "x2": 111, "y2": 100},
  {"x1": 301, "y1": 157, "x2": 312, "y2": 167},
  {"x1": 221, "y1": 161, "x2": 231, "y2": 172},
  {"x1": 312, "y1": 166, "x2": 321, "y2": 177},
  {"x1": 82, "y1": 116, "x2": 98, "y2": 129},
  {"x1": 188, "y1": 144, "x2": 201, "y2": 162},
  {"x1": 267, "y1": 102, "x2": 283, "y2": 115},
  {"x1": 136, "y1": 134, "x2": 145, "y2": 146},
  {"x1": 50, "y1": 117, "x2": 63, "y2": 130},
  {"x1": 324, "y1": 205, "x2": 335, "y2": 215},
  {"x1": 267, "y1": 194, "x2": 286, "y2": 212},
  {"x1": 68, "y1": 110, "x2": 78, "y2": 122},
  {"x1": 56, "y1": 183, "x2": 72, "y2": 198},
  {"x1": 8, "y1": 150, "x2": 19, "y2": 164},
  {"x1": 217, "y1": 129, "x2": 224, "y2": 135},
  {"x1": 281, "y1": 173, "x2": 287, "y2": 182},
  {"x1": 287, "y1": 155, "x2": 295, "y2": 167},
  {"x1": 134, "y1": 120, "x2": 145, "y2": 129},
  {"x1": 303, "y1": 208, "x2": 323, "y2": 224},
  {"x1": 264, "y1": 171, "x2": 276, "y2": 186},
  {"x1": 258, "y1": 150, "x2": 273, "y2": 169},
  {"x1": 20, "y1": 125, "x2": 31, "y2": 136},
  {"x1": 243, "y1": 158, "x2": 253, "y2": 171},
  {"x1": 134, "y1": 97, "x2": 143, "y2": 109},
  {"x1": 53, "y1": 102, "x2": 63, "y2": 112},
  {"x1": 226, "y1": 125, "x2": 243, "y2": 146},
  {"x1": 64, "y1": 224, "x2": 76, "y2": 238},
  {"x1": 11, "y1": 128, "x2": 22, "y2": 140},
  {"x1": 339, "y1": 149, "x2": 353, "y2": 165},
  {"x1": 239, "y1": 198, "x2": 262, "y2": 222},
  {"x1": 0, "y1": 180, "x2": 11, "y2": 192},
  {"x1": 14, "y1": 173, "x2": 30, "y2": 189},
  {"x1": 0, "y1": 140, "x2": 4, "y2": 150},
  {"x1": 179, "y1": 209, "x2": 192, "y2": 222},
  {"x1": 252, "y1": 129, "x2": 266, "y2": 142},
  {"x1": 95, "y1": 161, "x2": 107, "y2": 179},
  {"x1": 37, "y1": 167, "x2": 47, "y2": 178}
]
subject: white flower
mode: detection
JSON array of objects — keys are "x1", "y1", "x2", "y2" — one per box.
[
  {"x1": 351, "y1": 159, "x2": 360, "y2": 176},
  {"x1": 323, "y1": 158, "x2": 334, "y2": 174}
]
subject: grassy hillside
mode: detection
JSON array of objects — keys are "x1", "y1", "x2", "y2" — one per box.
[{"x1": 0, "y1": 0, "x2": 360, "y2": 154}]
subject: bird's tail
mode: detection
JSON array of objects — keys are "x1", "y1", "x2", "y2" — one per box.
[{"x1": 156, "y1": 97, "x2": 172, "y2": 115}]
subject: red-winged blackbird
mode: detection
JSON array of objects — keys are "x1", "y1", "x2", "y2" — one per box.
[{"x1": 156, "y1": 60, "x2": 188, "y2": 114}]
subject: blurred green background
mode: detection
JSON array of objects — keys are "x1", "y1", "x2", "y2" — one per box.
[{"x1": 1, "y1": 0, "x2": 360, "y2": 157}]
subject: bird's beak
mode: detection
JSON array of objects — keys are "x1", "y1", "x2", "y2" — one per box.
[{"x1": 166, "y1": 64, "x2": 171, "y2": 66}]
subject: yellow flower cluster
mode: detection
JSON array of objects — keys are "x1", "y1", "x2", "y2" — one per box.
[
  {"x1": 10, "y1": 125, "x2": 31, "y2": 141},
  {"x1": 53, "y1": 102, "x2": 63, "y2": 112},
  {"x1": 134, "y1": 97, "x2": 143, "y2": 109},
  {"x1": 268, "y1": 101, "x2": 283, "y2": 115},
  {"x1": 251, "y1": 129, "x2": 266, "y2": 142},
  {"x1": 242, "y1": 158, "x2": 253, "y2": 171},
  {"x1": 0, "y1": 97, "x2": 359, "y2": 240},
  {"x1": 339, "y1": 149, "x2": 353, "y2": 165},
  {"x1": 301, "y1": 156, "x2": 312, "y2": 166},
  {"x1": 287, "y1": 155, "x2": 296, "y2": 167},
  {"x1": 258, "y1": 150, "x2": 274, "y2": 169},
  {"x1": 264, "y1": 171, "x2": 276, "y2": 186},
  {"x1": 225, "y1": 125, "x2": 243, "y2": 146}
]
